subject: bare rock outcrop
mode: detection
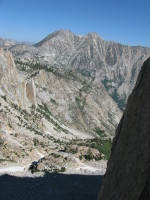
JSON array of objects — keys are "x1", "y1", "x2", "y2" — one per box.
[
  {"x1": 98, "y1": 57, "x2": 150, "y2": 200},
  {"x1": 0, "y1": 48, "x2": 30, "y2": 108},
  {"x1": 26, "y1": 78, "x2": 36, "y2": 106}
]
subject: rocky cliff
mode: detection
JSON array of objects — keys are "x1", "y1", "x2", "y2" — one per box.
[
  {"x1": 0, "y1": 48, "x2": 33, "y2": 108},
  {"x1": 98, "y1": 57, "x2": 150, "y2": 199}
]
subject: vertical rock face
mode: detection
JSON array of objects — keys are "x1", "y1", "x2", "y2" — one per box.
[
  {"x1": 0, "y1": 48, "x2": 35, "y2": 108},
  {"x1": 26, "y1": 78, "x2": 36, "y2": 106},
  {"x1": 98, "y1": 57, "x2": 150, "y2": 200},
  {"x1": 0, "y1": 48, "x2": 25, "y2": 107}
]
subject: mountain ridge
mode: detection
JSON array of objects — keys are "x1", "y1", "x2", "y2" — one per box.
[{"x1": 2, "y1": 30, "x2": 150, "y2": 110}]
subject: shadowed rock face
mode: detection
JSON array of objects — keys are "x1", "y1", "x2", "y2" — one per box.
[{"x1": 98, "y1": 57, "x2": 150, "y2": 200}]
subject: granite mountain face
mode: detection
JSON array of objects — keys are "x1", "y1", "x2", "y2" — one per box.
[
  {"x1": 0, "y1": 30, "x2": 150, "y2": 173},
  {"x1": 7, "y1": 30, "x2": 150, "y2": 110},
  {"x1": 98, "y1": 57, "x2": 150, "y2": 200}
]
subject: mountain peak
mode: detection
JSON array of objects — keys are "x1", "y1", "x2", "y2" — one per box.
[
  {"x1": 87, "y1": 32, "x2": 102, "y2": 40},
  {"x1": 56, "y1": 29, "x2": 74, "y2": 35},
  {"x1": 34, "y1": 30, "x2": 105, "y2": 47},
  {"x1": 35, "y1": 29, "x2": 76, "y2": 47}
]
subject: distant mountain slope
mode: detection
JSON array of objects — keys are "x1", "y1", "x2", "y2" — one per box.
[
  {"x1": 8, "y1": 30, "x2": 150, "y2": 110},
  {"x1": 0, "y1": 38, "x2": 18, "y2": 47}
]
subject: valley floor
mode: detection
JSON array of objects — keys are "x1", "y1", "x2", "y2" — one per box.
[{"x1": 0, "y1": 158, "x2": 106, "y2": 176}]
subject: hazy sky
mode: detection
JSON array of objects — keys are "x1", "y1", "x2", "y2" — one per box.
[{"x1": 0, "y1": 0, "x2": 149, "y2": 46}]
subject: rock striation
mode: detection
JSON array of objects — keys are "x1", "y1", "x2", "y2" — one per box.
[{"x1": 98, "y1": 57, "x2": 150, "y2": 200}]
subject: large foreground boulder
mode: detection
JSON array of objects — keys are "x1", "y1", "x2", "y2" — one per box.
[{"x1": 98, "y1": 57, "x2": 150, "y2": 200}]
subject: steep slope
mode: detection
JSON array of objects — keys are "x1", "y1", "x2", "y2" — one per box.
[
  {"x1": 0, "y1": 48, "x2": 32, "y2": 107},
  {"x1": 68, "y1": 33, "x2": 150, "y2": 109},
  {"x1": 0, "y1": 48, "x2": 120, "y2": 172},
  {"x1": 9, "y1": 30, "x2": 150, "y2": 110},
  {"x1": 14, "y1": 57, "x2": 122, "y2": 137},
  {"x1": 3, "y1": 30, "x2": 150, "y2": 138},
  {"x1": 98, "y1": 57, "x2": 150, "y2": 200},
  {"x1": 0, "y1": 48, "x2": 44, "y2": 163},
  {"x1": 10, "y1": 30, "x2": 83, "y2": 67},
  {"x1": 1, "y1": 31, "x2": 121, "y2": 138},
  {"x1": 34, "y1": 31, "x2": 150, "y2": 110}
]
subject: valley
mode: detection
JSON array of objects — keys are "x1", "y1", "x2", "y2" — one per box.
[{"x1": 0, "y1": 30, "x2": 150, "y2": 176}]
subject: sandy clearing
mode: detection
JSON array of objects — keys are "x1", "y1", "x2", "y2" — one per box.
[{"x1": 0, "y1": 166, "x2": 25, "y2": 173}]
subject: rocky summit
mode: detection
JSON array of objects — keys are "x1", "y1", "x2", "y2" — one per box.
[
  {"x1": 98, "y1": 57, "x2": 150, "y2": 200},
  {"x1": 0, "y1": 30, "x2": 150, "y2": 175}
]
